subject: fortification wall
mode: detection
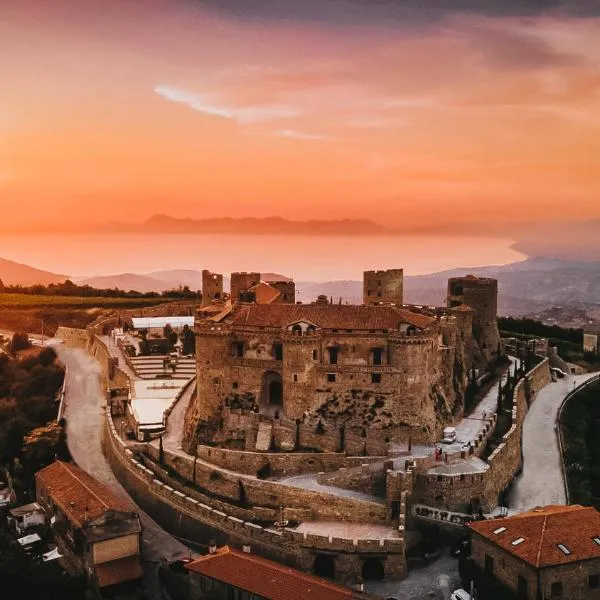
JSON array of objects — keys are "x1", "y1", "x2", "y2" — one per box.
[
  {"x1": 56, "y1": 326, "x2": 91, "y2": 349},
  {"x1": 317, "y1": 463, "x2": 387, "y2": 497},
  {"x1": 102, "y1": 412, "x2": 406, "y2": 583},
  {"x1": 145, "y1": 443, "x2": 388, "y2": 524}
]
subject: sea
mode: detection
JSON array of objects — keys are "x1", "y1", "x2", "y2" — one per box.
[{"x1": 0, "y1": 234, "x2": 526, "y2": 280}]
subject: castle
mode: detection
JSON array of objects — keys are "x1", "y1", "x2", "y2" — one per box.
[{"x1": 183, "y1": 269, "x2": 500, "y2": 452}]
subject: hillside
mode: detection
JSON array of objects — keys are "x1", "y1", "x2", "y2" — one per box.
[
  {"x1": 77, "y1": 271, "x2": 291, "y2": 293},
  {"x1": 0, "y1": 257, "x2": 67, "y2": 286}
]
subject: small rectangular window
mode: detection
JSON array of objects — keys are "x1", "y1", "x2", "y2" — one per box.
[
  {"x1": 371, "y1": 373, "x2": 382, "y2": 384},
  {"x1": 593, "y1": 536, "x2": 600, "y2": 546},
  {"x1": 484, "y1": 554, "x2": 494, "y2": 575},
  {"x1": 493, "y1": 526, "x2": 507, "y2": 535},
  {"x1": 551, "y1": 581, "x2": 563, "y2": 597},
  {"x1": 512, "y1": 537, "x2": 525, "y2": 546},
  {"x1": 327, "y1": 373, "x2": 336, "y2": 383},
  {"x1": 312, "y1": 349, "x2": 318, "y2": 360},
  {"x1": 589, "y1": 574, "x2": 599, "y2": 589}
]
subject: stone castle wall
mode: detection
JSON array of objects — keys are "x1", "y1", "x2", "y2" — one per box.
[
  {"x1": 202, "y1": 270, "x2": 224, "y2": 306},
  {"x1": 102, "y1": 411, "x2": 406, "y2": 583},
  {"x1": 230, "y1": 272, "x2": 261, "y2": 301},
  {"x1": 186, "y1": 324, "x2": 461, "y2": 449}
]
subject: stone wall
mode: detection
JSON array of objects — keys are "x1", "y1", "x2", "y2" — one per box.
[
  {"x1": 363, "y1": 269, "x2": 404, "y2": 306},
  {"x1": 144, "y1": 443, "x2": 388, "y2": 525},
  {"x1": 187, "y1": 322, "x2": 463, "y2": 449},
  {"x1": 317, "y1": 463, "x2": 386, "y2": 497},
  {"x1": 102, "y1": 412, "x2": 406, "y2": 584}
]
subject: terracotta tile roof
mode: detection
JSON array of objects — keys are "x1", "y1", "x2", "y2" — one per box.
[
  {"x1": 248, "y1": 282, "x2": 282, "y2": 304},
  {"x1": 468, "y1": 505, "x2": 600, "y2": 568},
  {"x1": 95, "y1": 555, "x2": 143, "y2": 588},
  {"x1": 186, "y1": 546, "x2": 355, "y2": 600},
  {"x1": 224, "y1": 303, "x2": 434, "y2": 331},
  {"x1": 36, "y1": 461, "x2": 132, "y2": 528}
]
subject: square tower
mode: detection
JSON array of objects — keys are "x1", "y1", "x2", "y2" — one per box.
[{"x1": 363, "y1": 269, "x2": 404, "y2": 306}]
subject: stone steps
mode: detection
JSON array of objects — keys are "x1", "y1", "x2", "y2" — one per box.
[{"x1": 255, "y1": 422, "x2": 273, "y2": 452}]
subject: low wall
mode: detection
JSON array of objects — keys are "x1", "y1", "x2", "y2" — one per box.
[
  {"x1": 196, "y1": 445, "x2": 384, "y2": 478},
  {"x1": 102, "y1": 412, "x2": 406, "y2": 583},
  {"x1": 317, "y1": 463, "x2": 386, "y2": 497},
  {"x1": 146, "y1": 443, "x2": 388, "y2": 525},
  {"x1": 56, "y1": 326, "x2": 91, "y2": 350}
]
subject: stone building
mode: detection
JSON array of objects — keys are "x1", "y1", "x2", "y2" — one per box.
[
  {"x1": 186, "y1": 544, "x2": 370, "y2": 600},
  {"x1": 468, "y1": 505, "x2": 600, "y2": 600},
  {"x1": 201, "y1": 270, "x2": 223, "y2": 306},
  {"x1": 231, "y1": 271, "x2": 296, "y2": 304},
  {"x1": 584, "y1": 330, "x2": 600, "y2": 355},
  {"x1": 447, "y1": 275, "x2": 500, "y2": 363},
  {"x1": 363, "y1": 269, "x2": 404, "y2": 306},
  {"x1": 185, "y1": 300, "x2": 472, "y2": 448},
  {"x1": 36, "y1": 461, "x2": 143, "y2": 591}
]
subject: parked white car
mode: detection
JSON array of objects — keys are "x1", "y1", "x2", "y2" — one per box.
[
  {"x1": 450, "y1": 589, "x2": 472, "y2": 600},
  {"x1": 442, "y1": 426, "x2": 457, "y2": 444}
]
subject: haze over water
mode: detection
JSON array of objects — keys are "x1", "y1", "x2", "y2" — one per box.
[{"x1": 0, "y1": 234, "x2": 525, "y2": 281}]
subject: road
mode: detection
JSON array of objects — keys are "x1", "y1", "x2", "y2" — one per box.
[
  {"x1": 509, "y1": 372, "x2": 598, "y2": 511},
  {"x1": 55, "y1": 345, "x2": 191, "y2": 598}
]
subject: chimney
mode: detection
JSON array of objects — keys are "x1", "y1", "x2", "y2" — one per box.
[
  {"x1": 242, "y1": 544, "x2": 251, "y2": 554},
  {"x1": 208, "y1": 540, "x2": 217, "y2": 554}
]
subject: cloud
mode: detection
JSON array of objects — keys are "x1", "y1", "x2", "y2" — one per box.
[
  {"x1": 154, "y1": 85, "x2": 299, "y2": 123},
  {"x1": 193, "y1": 0, "x2": 600, "y2": 27},
  {"x1": 248, "y1": 129, "x2": 332, "y2": 140}
]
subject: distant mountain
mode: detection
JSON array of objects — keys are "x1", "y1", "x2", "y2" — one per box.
[
  {"x1": 77, "y1": 270, "x2": 291, "y2": 293},
  {"x1": 0, "y1": 258, "x2": 67, "y2": 286},
  {"x1": 96, "y1": 214, "x2": 389, "y2": 236}
]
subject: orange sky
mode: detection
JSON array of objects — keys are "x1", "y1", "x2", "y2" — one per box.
[{"x1": 2, "y1": 0, "x2": 600, "y2": 230}]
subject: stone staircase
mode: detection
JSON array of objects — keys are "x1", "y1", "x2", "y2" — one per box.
[
  {"x1": 255, "y1": 422, "x2": 273, "y2": 452},
  {"x1": 128, "y1": 356, "x2": 195, "y2": 380}
]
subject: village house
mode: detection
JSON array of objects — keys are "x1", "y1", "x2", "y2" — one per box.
[
  {"x1": 185, "y1": 544, "x2": 372, "y2": 600},
  {"x1": 35, "y1": 461, "x2": 143, "y2": 591},
  {"x1": 8, "y1": 502, "x2": 46, "y2": 534},
  {"x1": 468, "y1": 505, "x2": 600, "y2": 600}
]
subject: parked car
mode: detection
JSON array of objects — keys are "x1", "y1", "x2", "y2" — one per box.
[
  {"x1": 442, "y1": 426, "x2": 457, "y2": 444},
  {"x1": 450, "y1": 589, "x2": 472, "y2": 600}
]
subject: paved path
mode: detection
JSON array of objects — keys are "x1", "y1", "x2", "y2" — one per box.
[
  {"x1": 56, "y1": 345, "x2": 191, "y2": 599},
  {"x1": 509, "y1": 372, "x2": 598, "y2": 512}
]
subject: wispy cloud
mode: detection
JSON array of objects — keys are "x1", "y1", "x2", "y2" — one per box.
[
  {"x1": 154, "y1": 85, "x2": 299, "y2": 123},
  {"x1": 264, "y1": 129, "x2": 332, "y2": 140}
]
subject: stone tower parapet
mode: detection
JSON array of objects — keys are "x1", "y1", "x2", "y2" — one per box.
[
  {"x1": 201, "y1": 270, "x2": 224, "y2": 307},
  {"x1": 363, "y1": 269, "x2": 404, "y2": 306}
]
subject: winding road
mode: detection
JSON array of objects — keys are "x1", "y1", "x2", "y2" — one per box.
[
  {"x1": 55, "y1": 344, "x2": 191, "y2": 599},
  {"x1": 509, "y1": 371, "x2": 599, "y2": 511}
]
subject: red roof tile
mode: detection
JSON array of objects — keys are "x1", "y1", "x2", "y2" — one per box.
[
  {"x1": 469, "y1": 505, "x2": 600, "y2": 568},
  {"x1": 186, "y1": 546, "x2": 355, "y2": 600},
  {"x1": 36, "y1": 461, "x2": 132, "y2": 528},
  {"x1": 223, "y1": 303, "x2": 434, "y2": 331}
]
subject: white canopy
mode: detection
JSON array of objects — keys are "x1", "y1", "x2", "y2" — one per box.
[{"x1": 131, "y1": 316, "x2": 193, "y2": 330}]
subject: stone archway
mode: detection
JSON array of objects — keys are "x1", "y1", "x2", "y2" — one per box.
[
  {"x1": 313, "y1": 554, "x2": 335, "y2": 579},
  {"x1": 261, "y1": 371, "x2": 283, "y2": 416},
  {"x1": 361, "y1": 558, "x2": 384, "y2": 581}
]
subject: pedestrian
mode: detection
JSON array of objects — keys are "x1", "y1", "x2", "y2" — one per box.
[{"x1": 482, "y1": 410, "x2": 487, "y2": 420}]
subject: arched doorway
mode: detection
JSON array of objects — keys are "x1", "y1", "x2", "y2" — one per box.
[
  {"x1": 313, "y1": 554, "x2": 335, "y2": 579},
  {"x1": 361, "y1": 558, "x2": 384, "y2": 581},
  {"x1": 269, "y1": 379, "x2": 283, "y2": 406},
  {"x1": 261, "y1": 371, "x2": 284, "y2": 416}
]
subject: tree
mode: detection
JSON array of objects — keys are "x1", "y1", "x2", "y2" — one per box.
[
  {"x1": 10, "y1": 332, "x2": 31, "y2": 353},
  {"x1": 182, "y1": 325, "x2": 195, "y2": 355}
]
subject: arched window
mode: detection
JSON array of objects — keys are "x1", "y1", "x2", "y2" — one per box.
[{"x1": 291, "y1": 324, "x2": 302, "y2": 336}]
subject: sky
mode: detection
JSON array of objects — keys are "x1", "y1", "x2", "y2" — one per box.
[{"x1": 2, "y1": 0, "x2": 600, "y2": 231}]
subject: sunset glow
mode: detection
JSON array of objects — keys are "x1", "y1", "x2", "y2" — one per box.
[{"x1": 2, "y1": 0, "x2": 600, "y2": 231}]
